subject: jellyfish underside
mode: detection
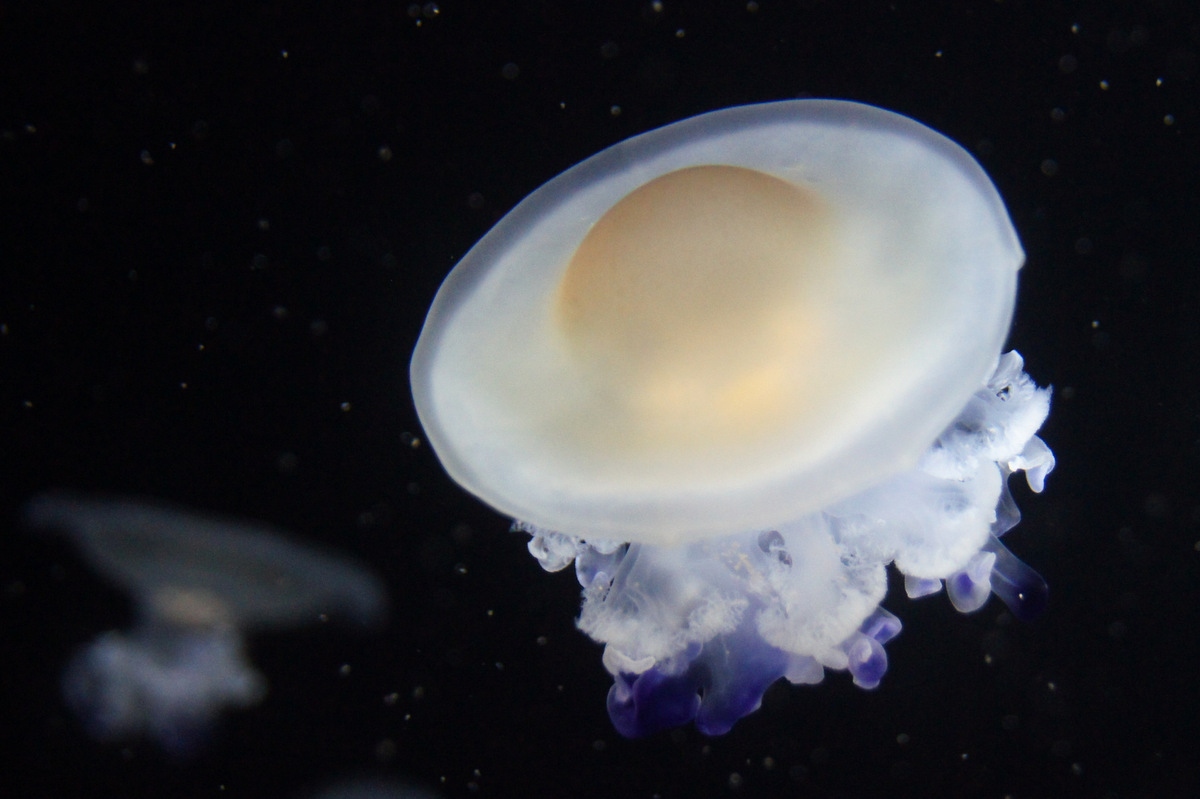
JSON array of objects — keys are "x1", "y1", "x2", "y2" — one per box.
[
  {"x1": 411, "y1": 100, "x2": 1054, "y2": 737},
  {"x1": 25, "y1": 494, "x2": 385, "y2": 753}
]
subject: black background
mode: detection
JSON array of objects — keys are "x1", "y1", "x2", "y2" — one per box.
[{"x1": 3, "y1": 1, "x2": 1199, "y2": 797}]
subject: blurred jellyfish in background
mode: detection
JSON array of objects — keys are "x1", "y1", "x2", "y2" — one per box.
[
  {"x1": 24, "y1": 492, "x2": 387, "y2": 754},
  {"x1": 306, "y1": 776, "x2": 442, "y2": 799},
  {"x1": 411, "y1": 100, "x2": 1055, "y2": 737}
]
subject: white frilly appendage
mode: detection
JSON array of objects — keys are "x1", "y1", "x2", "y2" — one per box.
[
  {"x1": 519, "y1": 351, "x2": 1054, "y2": 737},
  {"x1": 62, "y1": 624, "x2": 265, "y2": 754}
]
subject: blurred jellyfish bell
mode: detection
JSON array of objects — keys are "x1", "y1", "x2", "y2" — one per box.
[
  {"x1": 411, "y1": 100, "x2": 1054, "y2": 737},
  {"x1": 25, "y1": 493, "x2": 386, "y2": 754}
]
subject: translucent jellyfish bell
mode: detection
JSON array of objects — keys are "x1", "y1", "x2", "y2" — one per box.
[
  {"x1": 412, "y1": 100, "x2": 1023, "y2": 546},
  {"x1": 411, "y1": 100, "x2": 1054, "y2": 737}
]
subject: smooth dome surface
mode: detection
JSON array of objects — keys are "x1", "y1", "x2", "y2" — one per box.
[{"x1": 411, "y1": 100, "x2": 1023, "y2": 546}]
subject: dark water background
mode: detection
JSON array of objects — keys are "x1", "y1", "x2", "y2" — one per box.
[{"x1": 3, "y1": 2, "x2": 1198, "y2": 797}]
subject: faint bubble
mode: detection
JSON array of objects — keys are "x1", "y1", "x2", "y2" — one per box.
[
  {"x1": 378, "y1": 145, "x2": 393, "y2": 162},
  {"x1": 747, "y1": 1, "x2": 759, "y2": 11},
  {"x1": 310, "y1": 320, "x2": 329, "y2": 337},
  {"x1": 1118, "y1": 251, "x2": 1146, "y2": 281},
  {"x1": 600, "y1": 40, "x2": 620, "y2": 59},
  {"x1": 610, "y1": 105, "x2": 622, "y2": 116},
  {"x1": 1058, "y1": 54, "x2": 1078, "y2": 74},
  {"x1": 277, "y1": 451, "x2": 298, "y2": 473},
  {"x1": 1144, "y1": 492, "x2": 1170, "y2": 518},
  {"x1": 276, "y1": 138, "x2": 295, "y2": 158},
  {"x1": 1050, "y1": 107, "x2": 1066, "y2": 122},
  {"x1": 340, "y1": 401, "x2": 352, "y2": 412},
  {"x1": 133, "y1": 58, "x2": 149, "y2": 75},
  {"x1": 77, "y1": 198, "x2": 90, "y2": 212},
  {"x1": 252, "y1": 253, "x2": 269, "y2": 270},
  {"x1": 257, "y1": 218, "x2": 270, "y2": 231},
  {"x1": 272, "y1": 305, "x2": 288, "y2": 320},
  {"x1": 1040, "y1": 159, "x2": 1059, "y2": 176},
  {"x1": 423, "y1": 2, "x2": 440, "y2": 18},
  {"x1": 1074, "y1": 237, "x2": 1093, "y2": 255},
  {"x1": 727, "y1": 772, "x2": 743, "y2": 789},
  {"x1": 140, "y1": 150, "x2": 154, "y2": 165},
  {"x1": 316, "y1": 245, "x2": 332, "y2": 261},
  {"x1": 451, "y1": 522, "x2": 473, "y2": 545},
  {"x1": 1164, "y1": 114, "x2": 1175, "y2": 126},
  {"x1": 374, "y1": 738, "x2": 398, "y2": 762},
  {"x1": 501, "y1": 62, "x2": 520, "y2": 80},
  {"x1": 467, "y1": 192, "x2": 485, "y2": 210}
]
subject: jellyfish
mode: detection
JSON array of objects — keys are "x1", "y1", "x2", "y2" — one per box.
[
  {"x1": 410, "y1": 100, "x2": 1055, "y2": 737},
  {"x1": 308, "y1": 777, "x2": 441, "y2": 799},
  {"x1": 24, "y1": 492, "x2": 386, "y2": 753}
]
